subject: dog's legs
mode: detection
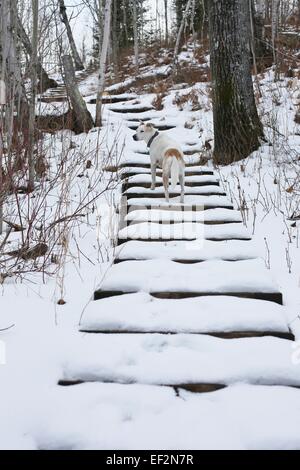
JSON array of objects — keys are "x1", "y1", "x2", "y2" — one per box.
[
  {"x1": 179, "y1": 169, "x2": 185, "y2": 203},
  {"x1": 162, "y1": 161, "x2": 170, "y2": 203},
  {"x1": 151, "y1": 163, "x2": 156, "y2": 190}
]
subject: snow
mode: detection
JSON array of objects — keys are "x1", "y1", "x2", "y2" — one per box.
[
  {"x1": 118, "y1": 221, "x2": 251, "y2": 241},
  {"x1": 115, "y1": 239, "x2": 262, "y2": 262},
  {"x1": 80, "y1": 293, "x2": 289, "y2": 334},
  {"x1": 97, "y1": 259, "x2": 279, "y2": 295},
  {"x1": 124, "y1": 184, "x2": 225, "y2": 195},
  {"x1": 121, "y1": 152, "x2": 203, "y2": 167},
  {"x1": 125, "y1": 208, "x2": 242, "y2": 223},
  {"x1": 2, "y1": 42, "x2": 300, "y2": 450},
  {"x1": 124, "y1": 173, "x2": 219, "y2": 185},
  {"x1": 20, "y1": 383, "x2": 300, "y2": 450},
  {"x1": 126, "y1": 195, "x2": 233, "y2": 209},
  {"x1": 60, "y1": 333, "x2": 299, "y2": 387},
  {"x1": 121, "y1": 165, "x2": 214, "y2": 176}
]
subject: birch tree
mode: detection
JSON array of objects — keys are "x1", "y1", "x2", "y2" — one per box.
[
  {"x1": 133, "y1": 0, "x2": 139, "y2": 73},
  {"x1": 95, "y1": 0, "x2": 112, "y2": 127},
  {"x1": 164, "y1": 0, "x2": 168, "y2": 45},
  {"x1": 62, "y1": 55, "x2": 94, "y2": 133},
  {"x1": 253, "y1": 0, "x2": 268, "y2": 60},
  {"x1": 58, "y1": 0, "x2": 84, "y2": 71},
  {"x1": 28, "y1": 0, "x2": 39, "y2": 191},
  {"x1": 173, "y1": 0, "x2": 193, "y2": 66},
  {"x1": 272, "y1": 0, "x2": 280, "y2": 79},
  {"x1": 208, "y1": 0, "x2": 263, "y2": 164}
]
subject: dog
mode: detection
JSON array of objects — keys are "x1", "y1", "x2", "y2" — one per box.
[{"x1": 133, "y1": 122, "x2": 185, "y2": 203}]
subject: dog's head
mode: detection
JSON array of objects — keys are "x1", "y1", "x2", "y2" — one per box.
[{"x1": 133, "y1": 122, "x2": 155, "y2": 141}]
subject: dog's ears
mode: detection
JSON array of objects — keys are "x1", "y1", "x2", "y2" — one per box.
[{"x1": 145, "y1": 123, "x2": 154, "y2": 129}]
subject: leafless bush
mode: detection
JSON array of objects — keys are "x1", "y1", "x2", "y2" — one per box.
[{"x1": 0, "y1": 127, "x2": 123, "y2": 284}]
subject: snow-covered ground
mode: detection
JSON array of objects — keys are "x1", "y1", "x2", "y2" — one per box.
[{"x1": 1, "y1": 52, "x2": 300, "y2": 449}]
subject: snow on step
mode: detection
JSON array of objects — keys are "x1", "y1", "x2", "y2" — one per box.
[
  {"x1": 122, "y1": 173, "x2": 219, "y2": 188},
  {"x1": 120, "y1": 153, "x2": 202, "y2": 168},
  {"x1": 118, "y1": 222, "x2": 251, "y2": 242},
  {"x1": 60, "y1": 334, "x2": 299, "y2": 387},
  {"x1": 95, "y1": 259, "x2": 281, "y2": 302},
  {"x1": 115, "y1": 239, "x2": 262, "y2": 263},
  {"x1": 125, "y1": 208, "x2": 242, "y2": 224},
  {"x1": 36, "y1": 383, "x2": 300, "y2": 449},
  {"x1": 124, "y1": 185, "x2": 226, "y2": 197},
  {"x1": 126, "y1": 195, "x2": 233, "y2": 210},
  {"x1": 109, "y1": 104, "x2": 155, "y2": 114},
  {"x1": 80, "y1": 293, "x2": 290, "y2": 336},
  {"x1": 120, "y1": 166, "x2": 214, "y2": 178}
]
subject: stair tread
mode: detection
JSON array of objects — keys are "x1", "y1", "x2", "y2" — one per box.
[
  {"x1": 60, "y1": 333, "x2": 298, "y2": 387},
  {"x1": 95, "y1": 259, "x2": 281, "y2": 301},
  {"x1": 119, "y1": 166, "x2": 214, "y2": 177},
  {"x1": 115, "y1": 239, "x2": 261, "y2": 263},
  {"x1": 124, "y1": 185, "x2": 226, "y2": 197},
  {"x1": 80, "y1": 293, "x2": 290, "y2": 335},
  {"x1": 118, "y1": 222, "x2": 251, "y2": 242},
  {"x1": 126, "y1": 195, "x2": 234, "y2": 211},
  {"x1": 120, "y1": 153, "x2": 204, "y2": 168},
  {"x1": 124, "y1": 208, "x2": 242, "y2": 224}
]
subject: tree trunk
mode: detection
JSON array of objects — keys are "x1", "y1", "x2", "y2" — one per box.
[
  {"x1": 58, "y1": 0, "x2": 84, "y2": 71},
  {"x1": 16, "y1": 14, "x2": 58, "y2": 93},
  {"x1": 173, "y1": 0, "x2": 193, "y2": 66},
  {"x1": 27, "y1": 0, "x2": 39, "y2": 191},
  {"x1": 208, "y1": 0, "x2": 264, "y2": 164},
  {"x1": 164, "y1": 0, "x2": 168, "y2": 45},
  {"x1": 112, "y1": 0, "x2": 119, "y2": 80},
  {"x1": 253, "y1": 0, "x2": 269, "y2": 61},
  {"x1": 62, "y1": 55, "x2": 94, "y2": 133},
  {"x1": 95, "y1": 0, "x2": 112, "y2": 127},
  {"x1": 133, "y1": 0, "x2": 139, "y2": 74},
  {"x1": 272, "y1": 0, "x2": 280, "y2": 79}
]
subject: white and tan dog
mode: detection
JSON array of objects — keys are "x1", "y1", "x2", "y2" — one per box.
[{"x1": 133, "y1": 122, "x2": 185, "y2": 203}]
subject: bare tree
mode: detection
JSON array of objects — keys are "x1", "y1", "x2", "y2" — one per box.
[
  {"x1": 62, "y1": 55, "x2": 94, "y2": 133},
  {"x1": 133, "y1": 0, "x2": 139, "y2": 73},
  {"x1": 173, "y1": 0, "x2": 193, "y2": 67},
  {"x1": 16, "y1": 14, "x2": 58, "y2": 93},
  {"x1": 95, "y1": 0, "x2": 112, "y2": 127},
  {"x1": 58, "y1": 0, "x2": 84, "y2": 71},
  {"x1": 112, "y1": 0, "x2": 119, "y2": 80},
  {"x1": 164, "y1": 0, "x2": 169, "y2": 45},
  {"x1": 272, "y1": 0, "x2": 280, "y2": 79},
  {"x1": 27, "y1": 0, "x2": 39, "y2": 191},
  {"x1": 208, "y1": 0, "x2": 264, "y2": 164}
]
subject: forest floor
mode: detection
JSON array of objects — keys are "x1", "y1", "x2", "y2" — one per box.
[{"x1": 1, "y1": 44, "x2": 300, "y2": 449}]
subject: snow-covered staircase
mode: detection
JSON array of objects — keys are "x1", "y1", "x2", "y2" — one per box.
[{"x1": 54, "y1": 92, "x2": 300, "y2": 398}]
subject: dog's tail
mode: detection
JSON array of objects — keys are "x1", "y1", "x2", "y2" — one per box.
[{"x1": 170, "y1": 158, "x2": 180, "y2": 189}]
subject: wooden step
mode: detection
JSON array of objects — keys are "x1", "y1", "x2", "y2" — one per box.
[
  {"x1": 109, "y1": 106, "x2": 154, "y2": 114},
  {"x1": 78, "y1": 329, "x2": 293, "y2": 340},
  {"x1": 38, "y1": 96, "x2": 68, "y2": 103},
  {"x1": 114, "y1": 239, "x2": 261, "y2": 263},
  {"x1": 128, "y1": 124, "x2": 176, "y2": 131},
  {"x1": 94, "y1": 259, "x2": 282, "y2": 304},
  {"x1": 89, "y1": 95, "x2": 137, "y2": 105},
  {"x1": 120, "y1": 167, "x2": 215, "y2": 178},
  {"x1": 80, "y1": 293, "x2": 293, "y2": 339},
  {"x1": 58, "y1": 334, "x2": 299, "y2": 390},
  {"x1": 125, "y1": 195, "x2": 234, "y2": 212},
  {"x1": 124, "y1": 186, "x2": 226, "y2": 199},
  {"x1": 122, "y1": 176, "x2": 220, "y2": 192},
  {"x1": 124, "y1": 208, "x2": 242, "y2": 226},
  {"x1": 58, "y1": 379, "x2": 225, "y2": 393},
  {"x1": 119, "y1": 158, "x2": 204, "y2": 169},
  {"x1": 117, "y1": 222, "x2": 252, "y2": 244}
]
